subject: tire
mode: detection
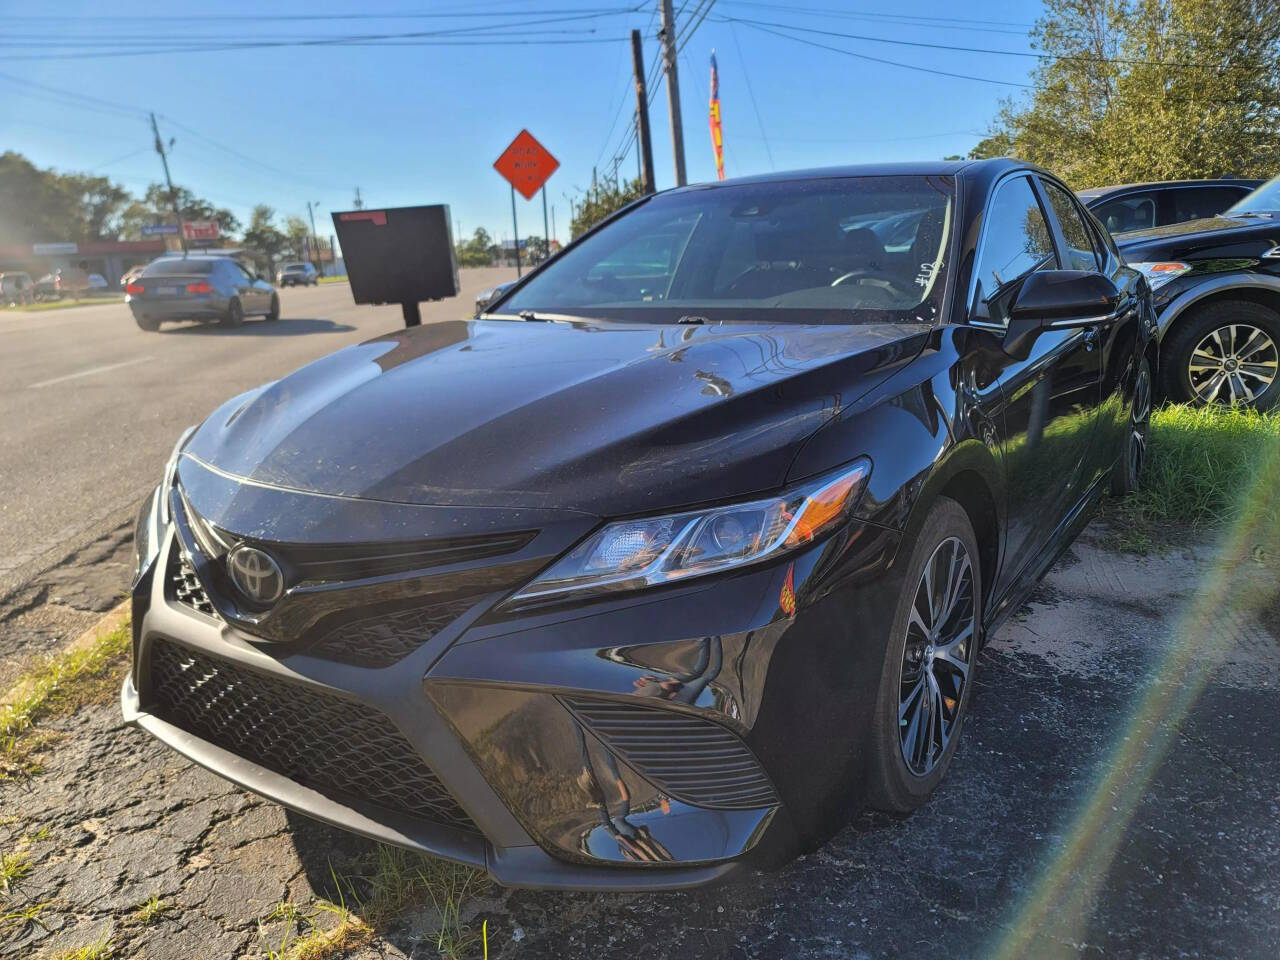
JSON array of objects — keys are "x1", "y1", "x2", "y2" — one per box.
[
  {"x1": 1161, "y1": 299, "x2": 1280, "y2": 410},
  {"x1": 221, "y1": 298, "x2": 244, "y2": 329},
  {"x1": 265, "y1": 294, "x2": 280, "y2": 321},
  {"x1": 1111, "y1": 355, "x2": 1152, "y2": 496},
  {"x1": 867, "y1": 497, "x2": 982, "y2": 813},
  {"x1": 134, "y1": 314, "x2": 160, "y2": 332}
]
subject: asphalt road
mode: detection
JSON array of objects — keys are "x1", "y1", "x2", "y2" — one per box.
[{"x1": 0, "y1": 268, "x2": 516, "y2": 601}]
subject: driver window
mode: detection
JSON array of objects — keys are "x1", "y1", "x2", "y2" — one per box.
[{"x1": 971, "y1": 175, "x2": 1056, "y2": 327}]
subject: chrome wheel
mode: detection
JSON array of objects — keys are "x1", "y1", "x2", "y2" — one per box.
[
  {"x1": 898, "y1": 536, "x2": 976, "y2": 777},
  {"x1": 1187, "y1": 323, "x2": 1279, "y2": 405}
]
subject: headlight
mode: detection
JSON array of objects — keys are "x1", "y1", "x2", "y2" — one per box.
[
  {"x1": 159, "y1": 425, "x2": 197, "y2": 523},
  {"x1": 505, "y1": 459, "x2": 871, "y2": 606},
  {"x1": 1129, "y1": 261, "x2": 1192, "y2": 290}
]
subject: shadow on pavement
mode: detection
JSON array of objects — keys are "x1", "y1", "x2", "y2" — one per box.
[{"x1": 161, "y1": 317, "x2": 356, "y2": 336}]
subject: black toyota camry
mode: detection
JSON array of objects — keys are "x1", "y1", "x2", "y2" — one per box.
[{"x1": 125, "y1": 158, "x2": 1155, "y2": 890}]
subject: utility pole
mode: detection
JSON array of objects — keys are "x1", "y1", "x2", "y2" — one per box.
[
  {"x1": 149, "y1": 112, "x2": 187, "y2": 253},
  {"x1": 658, "y1": 0, "x2": 687, "y2": 187},
  {"x1": 509, "y1": 185, "x2": 522, "y2": 278},
  {"x1": 551, "y1": 204, "x2": 556, "y2": 248},
  {"x1": 306, "y1": 201, "x2": 321, "y2": 275},
  {"x1": 353, "y1": 186, "x2": 364, "y2": 210},
  {"x1": 630, "y1": 28, "x2": 657, "y2": 195},
  {"x1": 541, "y1": 187, "x2": 551, "y2": 265}
]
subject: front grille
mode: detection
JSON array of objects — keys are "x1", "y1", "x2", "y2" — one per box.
[
  {"x1": 307, "y1": 597, "x2": 479, "y2": 668},
  {"x1": 563, "y1": 697, "x2": 778, "y2": 810},
  {"x1": 167, "y1": 547, "x2": 218, "y2": 619},
  {"x1": 147, "y1": 639, "x2": 478, "y2": 833}
]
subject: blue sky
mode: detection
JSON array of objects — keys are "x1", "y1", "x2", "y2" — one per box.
[{"x1": 0, "y1": 0, "x2": 1044, "y2": 249}]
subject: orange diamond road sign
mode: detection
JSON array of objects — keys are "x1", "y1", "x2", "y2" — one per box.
[{"x1": 494, "y1": 129, "x2": 560, "y2": 200}]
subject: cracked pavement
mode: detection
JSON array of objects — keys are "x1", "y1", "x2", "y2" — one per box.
[{"x1": 2, "y1": 525, "x2": 1278, "y2": 959}]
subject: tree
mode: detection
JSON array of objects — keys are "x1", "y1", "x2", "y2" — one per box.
[
  {"x1": 118, "y1": 183, "x2": 241, "y2": 238},
  {"x1": 455, "y1": 226, "x2": 496, "y2": 267},
  {"x1": 977, "y1": 0, "x2": 1280, "y2": 187},
  {"x1": 283, "y1": 216, "x2": 310, "y2": 259},
  {"x1": 242, "y1": 205, "x2": 288, "y2": 265},
  {"x1": 0, "y1": 152, "x2": 130, "y2": 244},
  {"x1": 569, "y1": 177, "x2": 647, "y2": 238}
]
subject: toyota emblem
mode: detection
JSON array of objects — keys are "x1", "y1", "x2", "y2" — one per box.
[{"x1": 226, "y1": 544, "x2": 284, "y2": 605}]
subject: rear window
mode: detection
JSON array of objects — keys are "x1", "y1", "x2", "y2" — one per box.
[
  {"x1": 143, "y1": 259, "x2": 215, "y2": 276},
  {"x1": 284, "y1": 265, "x2": 306, "y2": 272}
]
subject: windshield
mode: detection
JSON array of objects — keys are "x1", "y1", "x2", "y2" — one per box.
[
  {"x1": 496, "y1": 175, "x2": 954, "y2": 325},
  {"x1": 284, "y1": 264, "x2": 305, "y2": 272},
  {"x1": 143, "y1": 259, "x2": 215, "y2": 275},
  {"x1": 1227, "y1": 175, "x2": 1280, "y2": 213}
]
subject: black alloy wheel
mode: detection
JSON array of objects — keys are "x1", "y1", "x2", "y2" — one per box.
[
  {"x1": 222, "y1": 298, "x2": 244, "y2": 329},
  {"x1": 1112, "y1": 355, "x2": 1152, "y2": 496},
  {"x1": 266, "y1": 294, "x2": 280, "y2": 321},
  {"x1": 1163, "y1": 300, "x2": 1280, "y2": 410},
  {"x1": 869, "y1": 497, "x2": 981, "y2": 812},
  {"x1": 897, "y1": 535, "x2": 976, "y2": 777}
]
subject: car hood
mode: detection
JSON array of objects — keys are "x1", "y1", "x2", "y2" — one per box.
[
  {"x1": 1118, "y1": 212, "x2": 1280, "y2": 259},
  {"x1": 183, "y1": 318, "x2": 929, "y2": 517}
]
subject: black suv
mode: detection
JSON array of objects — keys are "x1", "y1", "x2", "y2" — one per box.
[
  {"x1": 1118, "y1": 176, "x2": 1280, "y2": 409},
  {"x1": 1080, "y1": 179, "x2": 1262, "y2": 236}
]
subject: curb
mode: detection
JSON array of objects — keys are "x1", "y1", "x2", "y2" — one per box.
[{"x1": 0, "y1": 598, "x2": 130, "y2": 710}]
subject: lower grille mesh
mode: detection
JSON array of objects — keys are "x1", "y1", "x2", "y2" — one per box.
[
  {"x1": 307, "y1": 597, "x2": 478, "y2": 668},
  {"x1": 563, "y1": 697, "x2": 778, "y2": 810},
  {"x1": 147, "y1": 639, "x2": 478, "y2": 833}
]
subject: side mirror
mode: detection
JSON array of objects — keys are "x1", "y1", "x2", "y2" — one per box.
[{"x1": 1004, "y1": 270, "x2": 1120, "y2": 358}]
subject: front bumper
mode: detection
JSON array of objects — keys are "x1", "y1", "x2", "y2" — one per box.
[{"x1": 124, "y1": 471, "x2": 902, "y2": 889}]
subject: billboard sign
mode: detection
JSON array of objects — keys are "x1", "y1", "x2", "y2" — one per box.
[
  {"x1": 182, "y1": 220, "x2": 220, "y2": 242},
  {"x1": 141, "y1": 224, "x2": 180, "y2": 236},
  {"x1": 32, "y1": 242, "x2": 77, "y2": 255}
]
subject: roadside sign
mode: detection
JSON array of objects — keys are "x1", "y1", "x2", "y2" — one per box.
[
  {"x1": 32, "y1": 242, "x2": 77, "y2": 255},
  {"x1": 493, "y1": 129, "x2": 559, "y2": 201},
  {"x1": 181, "y1": 221, "x2": 220, "y2": 241},
  {"x1": 141, "y1": 224, "x2": 179, "y2": 236}
]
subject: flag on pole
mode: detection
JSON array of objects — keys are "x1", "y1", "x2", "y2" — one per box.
[{"x1": 709, "y1": 51, "x2": 726, "y2": 181}]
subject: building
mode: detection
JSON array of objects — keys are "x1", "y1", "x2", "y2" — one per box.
[{"x1": 0, "y1": 239, "x2": 169, "y2": 288}]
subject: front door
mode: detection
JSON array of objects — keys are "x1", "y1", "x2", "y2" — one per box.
[{"x1": 967, "y1": 174, "x2": 1103, "y2": 603}]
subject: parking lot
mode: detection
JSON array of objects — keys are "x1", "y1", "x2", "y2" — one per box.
[{"x1": 2, "y1": 277, "x2": 1277, "y2": 956}]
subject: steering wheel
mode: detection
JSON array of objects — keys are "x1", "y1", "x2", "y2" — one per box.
[{"x1": 723, "y1": 262, "x2": 781, "y2": 295}]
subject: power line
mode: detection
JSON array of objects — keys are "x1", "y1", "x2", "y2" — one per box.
[
  {"x1": 729, "y1": 22, "x2": 774, "y2": 172},
  {"x1": 2, "y1": 8, "x2": 645, "y2": 61},
  {"x1": 737, "y1": 21, "x2": 1034, "y2": 88},
  {"x1": 715, "y1": 15, "x2": 1226, "y2": 71},
  {"x1": 0, "y1": 5, "x2": 644, "y2": 23},
  {"x1": 716, "y1": 0, "x2": 1032, "y2": 35}
]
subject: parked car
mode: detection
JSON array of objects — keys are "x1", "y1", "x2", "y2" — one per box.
[
  {"x1": 125, "y1": 255, "x2": 279, "y2": 331},
  {"x1": 87, "y1": 273, "x2": 108, "y2": 292},
  {"x1": 33, "y1": 267, "x2": 89, "y2": 300},
  {"x1": 0, "y1": 271, "x2": 35, "y2": 306},
  {"x1": 1116, "y1": 174, "x2": 1280, "y2": 409},
  {"x1": 473, "y1": 280, "x2": 514, "y2": 314},
  {"x1": 124, "y1": 158, "x2": 1154, "y2": 890},
  {"x1": 276, "y1": 262, "x2": 318, "y2": 286},
  {"x1": 1080, "y1": 178, "x2": 1262, "y2": 236}
]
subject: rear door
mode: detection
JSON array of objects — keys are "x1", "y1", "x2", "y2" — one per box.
[{"x1": 969, "y1": 173, "x2": 1102, "y2": 595}]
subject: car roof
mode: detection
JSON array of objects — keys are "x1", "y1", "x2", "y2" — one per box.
[
  {"x1": 1078, "y1": 178, "x2": 1260, "y2": 199},
  {"x1": 662, "y1": 157, "x2": 1038, "y2": 193}
]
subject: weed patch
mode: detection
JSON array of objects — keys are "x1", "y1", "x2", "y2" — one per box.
[{"x1": 0, "y1": 624, "x2": 129, "y2": 781}]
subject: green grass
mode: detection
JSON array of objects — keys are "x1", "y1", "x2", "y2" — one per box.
[
  {"x1": 1108, "y1": 404, "x2": 1280, "y2": 550},
  {"x1": 128, "y1": 896, "x2": 173, "y2": 926},
  {"x1": 2, "y1": 296, "x2": 123, "y2": 313},
  {"x1": 0, "y1": 624, "x2": 130, "y2": 781},
  {"x1": 259, "y1": 845, "x2": 487, "y2": 960},
  {"x1": 317, "y1": 275, "x2": 348, "y2": 284},
  {"x1": 0, "y1": 850, "x2": 32, "y2": 895},
  {"x1": 49, "y1": 934, "x2": 114, "y2": 960}
]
